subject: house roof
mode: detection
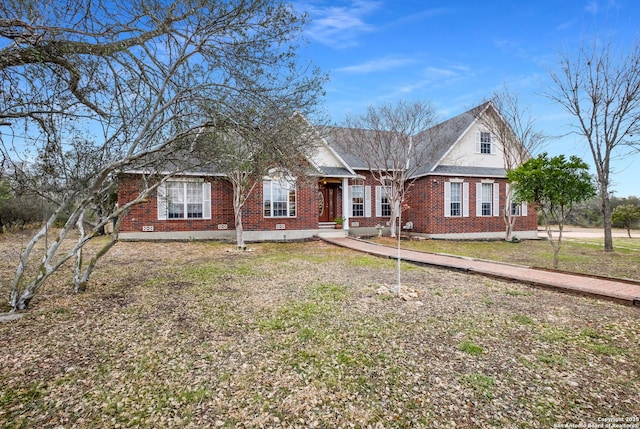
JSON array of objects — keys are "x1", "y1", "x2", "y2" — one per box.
[
  {"x1": 322, "y1": 126, "x2": 373, "y2": 170},
  {"x1": 123, "y1": 102, "x2": 510, "y2": 180},
  {"x1": 410, "y1": 103, "x2": 490, "y2": 178},
  {"x1": 324, "y1": 102, "x2": 498, "y2": 178},
  {"x1": 431, "y1": 165, "x2": 506, "y2": 177}
]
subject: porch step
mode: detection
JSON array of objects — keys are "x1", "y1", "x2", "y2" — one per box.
[
  {"x1": 318, "y1": 229, "x2": 348, "y2": 238},
  {"x1": 318, "y1": 222, "x2": 338, "y2": 230}
]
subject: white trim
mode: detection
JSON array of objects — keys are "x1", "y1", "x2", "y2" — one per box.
[
  {"x1": 203, "y1": 182, "x2": 211, "y2": 220},
  {"x1": 493, "y1": 182, "x2": 500, "y2": 217},
  {"x1": 342, "y1": 177, "x2": 350, "y2": 229},
  {"x1": 157, "y1": 183, "x2": 167, "y2": 220},
  {"x1": 476, "y1": 182, "x2": 482, "y2": 217},
  {"x1": 444, "y1": 182, "x2": 451, "y2": 217},
  {"x1": 462, "y1": 182, "x2": 469, "y2": 218},
  {"x1": 365, "y1": 186, "x2": 372, "y2": 218}
]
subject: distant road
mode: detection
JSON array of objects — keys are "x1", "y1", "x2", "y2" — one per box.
[{"x1": 541, "y1": 227, "x2": 637, "y2": 239}]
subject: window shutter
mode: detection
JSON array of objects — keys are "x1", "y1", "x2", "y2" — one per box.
[
  {"x1": 202, "y1": 181, "x2": 211, "y2": 220},
  {"x1": 521, "y1": 202, "x2": 528, "y2": 217},
  {"x1": 347, "y1": 186, "x2": 353, "y2": 217},
  {"x1": 462, "y1": 182, "x2": 469, "y2": 217},
  {"x1": 490, "y1": 134, "x2": 496, "y2": 154},
  {"x1": 476, "y1": 182, "x2": 482, "y2": 217},
  {"x1": 157, "y1": 182, "x2": 167, "y2": 220},
  {"x1": 493, "y1": 183, "x2": 500, "y2": 216},
  {"x1": 444, "y1": 182, "x2": 451, "y2": 218},
  {"x1": 365, "y1": 186, "x2": 372, "y2": 218},
  {"x1": 375, "y1": 186, "x2": 382, "y2": 217},
  {"x1": 475, "y1": 132, "x2": 481, "y2": 153}
]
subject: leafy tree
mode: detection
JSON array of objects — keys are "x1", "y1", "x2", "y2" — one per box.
[
  {"x1": 508, "y1": 153, "x2": 596, "y2": 269},
  {"x1": 338, "y1": 100, "x2": 438, "y2": 238},
  {"x1": 0, "y1": 0, "x2": 325, "y2": 310},
  {"x1": 612, "y1": 204, "x2": 640, "y2": 238},
  {"x1": 548, "y1": 38, "x2": 640, "y2": 252}
]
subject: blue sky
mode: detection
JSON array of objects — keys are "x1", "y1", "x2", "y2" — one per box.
[{"x1": 297, "y1": 0, "x2": 640, "y2": 197}]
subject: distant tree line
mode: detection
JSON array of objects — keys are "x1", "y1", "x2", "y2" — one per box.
[{"x1": 563, "y1": 195, "x2": 640, "y2": 229}]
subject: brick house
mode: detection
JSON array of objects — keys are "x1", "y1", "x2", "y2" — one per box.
[{"x1": 117, "y1": 103, "x2": 538, "y2": 241}]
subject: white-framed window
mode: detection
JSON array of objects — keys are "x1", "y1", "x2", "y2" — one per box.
[
  {"x1": 476, "y1": 131, "x2": 495, "y2": 155},
  {"x1": 506, "y1": 184, "x2": 528, "y2": 217},
  {"x1": 481, "y1": 183, "x2": 492, "y2": 215},
  {"x1": 351, "y1": 185, "x2": 365, "y2": 217},
  {"x1": 480, "y1": 132, "x2": 492, "y2": 154},
  {"x1": 444, "y1": 180, "x2": 469, "y2": 218},
  {"x1": 157, "y1": 180, "x2": 211, "y2": 220},
  {"x1": 375, "y1": 185, "x2": 392, "y2": 217},
  {"x1": 450, "y1": 182, "x2": 462, "y2": 216},
  {"x1": 476, "y1": 182, "x2": 500, "y2": 217},
  {"x1": 348, "y1": 182, "x2": 372, "y2": 218},
  {"x1": 263, "y1": 175, "x2": 296, "y2": 218}
]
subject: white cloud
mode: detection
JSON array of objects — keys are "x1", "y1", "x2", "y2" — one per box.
[
  {"x1": 301, "y1": 0, "x2": 382, "y2": 49},
  {"x1": 585, "y1": 0, "x2": 599, "y2": 14},
  {"x1": 335, "y1": 56, "x2": 417, "y2": 73},
  {"x1": 585, "y1": 0, "x2": 620, "y2": 15}
]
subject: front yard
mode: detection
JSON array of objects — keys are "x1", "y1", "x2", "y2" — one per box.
[{"x1": 1, "y1": 237, "x2": 639, "y2": 428}]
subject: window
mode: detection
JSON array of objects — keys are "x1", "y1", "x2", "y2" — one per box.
[
  {"x1": 480, "y1": 132, "x2": 492, "y2": 154},
  {"x1": 510, "y1": 202, "x2": 521, "y2": 216},
  {"x1": 450, "y1": 182, "x2": 462, "y2": 217},
  {"x1": 351, "y1": 185, "x2": 365, "y2": 217},
  {"x1": 264, "y1": 177, "x2": 296, "y2": 217},
  {"x1": 376, "y1": 185, "x2": 392, "y2": 217},
  {"x1": 481, "y1": 183, "x2": 492, "y2": 216},
  {"x1": 157, "y1": 180, "x2": 211, "y2": 220},
  {"x1": 506, "y1": 184, "x2": 527, "y2": 217},
  {"x1": 476, "y1": 182, "x2": 499, "y2": 217},
  {"x1": 444, "y1": 181, "x2": 469, "y2": 218},
  {"x1": 476, "y1": 131, "x2": 494, "y2": 154}
]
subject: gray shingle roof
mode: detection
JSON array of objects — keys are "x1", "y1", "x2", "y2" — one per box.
[
  {"x1": 431, "y1": 165, "x2": 506, "y2": 177},
  {"x1": 325, "y1": 103, "x2": 493, "y2": 177}
]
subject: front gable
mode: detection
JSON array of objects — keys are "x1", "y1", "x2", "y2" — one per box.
[{"x1": 436, "y1": 106, "x2": 506, "y2": 171}]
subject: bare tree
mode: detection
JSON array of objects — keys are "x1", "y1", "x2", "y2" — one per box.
[
  {"x1": 198, "y1": 109, "x2": 319, "y2": 250},
  {"x1": 339, "y1": 101, "x2": 438, "y2": 237},
  {"x1": 476, "y1": 87, "x2": 547, "y2": 240},
  {"x1": 547, "y1": 38, "x2": 640, "y2": 252},
  {"x1": 1, "y1": 0, "x2": 325, "y2": 311}
]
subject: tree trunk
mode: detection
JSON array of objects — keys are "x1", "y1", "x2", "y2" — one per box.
[
  {"x1": 504, "y1": 210, "x2": 516, "y2": 241},
  {"x1": 235, "y1": 209, "x2": 245, "y2": 250},
  {"x1": 601, "y1": 190, "x2": 614, "y2": 252},
  {"x1": 231, "y1": 176, "x2": 248, "y2": 251}
]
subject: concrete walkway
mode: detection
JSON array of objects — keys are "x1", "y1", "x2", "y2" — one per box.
[{"x1": 322, "y1": 237, "x2": 640, "y2": 307}]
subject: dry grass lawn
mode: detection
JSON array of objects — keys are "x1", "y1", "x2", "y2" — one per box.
[{"x1": 0, "y1": 234, "x2": 639, "y2": 428}]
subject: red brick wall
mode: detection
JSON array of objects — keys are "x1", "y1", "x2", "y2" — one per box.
[
  {"x1": 117, "y1": 174, "x2": 319, "y2": 233},
  {"x1": 346, "y1": 171, "x2": 396, "y2": 228},
  {"x1": 240, "y1": 179, "x2": 319, "y2": 231},
  {"x1": 404, "y1": 175, "x2": 538, "y2": 235},
  {"x1": 118, "y1": 172, "x2": 538, "y2": 236}
]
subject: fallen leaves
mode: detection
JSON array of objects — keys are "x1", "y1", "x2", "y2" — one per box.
[{"x1": 0, "y1": 239, "x2": 639, "y2": 428}]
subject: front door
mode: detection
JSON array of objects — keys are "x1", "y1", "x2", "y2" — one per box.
[{"x1": 318, "y1": 184, "x2": 338, "y2": 222}]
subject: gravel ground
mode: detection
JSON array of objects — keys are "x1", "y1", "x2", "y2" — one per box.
[{"x1": 0, "y1": 237, "x2": 639, "y2": 428}]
